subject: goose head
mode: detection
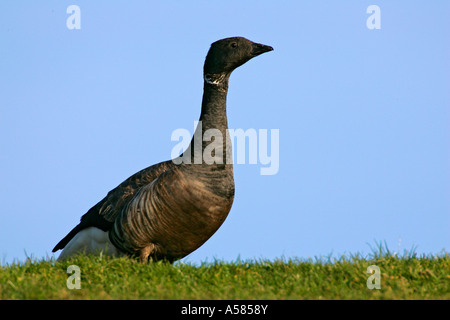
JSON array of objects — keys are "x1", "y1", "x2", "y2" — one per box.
[{"x1": 203, "y1": 37, "x2": 273, "y2": 85}]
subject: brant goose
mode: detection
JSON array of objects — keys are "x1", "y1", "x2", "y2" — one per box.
[{"x1": 53, "y1": 37, "x2": 273, "y2": 262}]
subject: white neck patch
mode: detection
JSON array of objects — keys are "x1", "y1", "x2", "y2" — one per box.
[{"x1": 204, "y1": 73, "x2": 226, "y2": 85}]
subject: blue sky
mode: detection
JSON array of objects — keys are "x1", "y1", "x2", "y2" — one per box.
[{"x1": 1, "y1": 1, "x2": 448, "y2": 265}]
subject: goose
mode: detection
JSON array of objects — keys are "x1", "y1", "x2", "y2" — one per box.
[{"x1": 52, "y1": 37, "x2": 273, "y2": 262}]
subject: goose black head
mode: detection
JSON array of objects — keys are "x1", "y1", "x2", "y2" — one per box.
[{"x1": 203, "y1": 37, "x2": 273, "y2": 85}]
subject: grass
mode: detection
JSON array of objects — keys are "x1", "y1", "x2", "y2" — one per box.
[{"x1": 1, "y1": 248, "x2": 449, "y2": 300}]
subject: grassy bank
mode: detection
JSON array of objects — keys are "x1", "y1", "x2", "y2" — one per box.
[{"x1": 1, "y1": 250, "x2": 448, "y2": 300}]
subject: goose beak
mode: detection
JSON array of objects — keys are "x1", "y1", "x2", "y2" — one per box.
[{"x1": 251, "y1": 42, "x2": 274, "y2": 56}]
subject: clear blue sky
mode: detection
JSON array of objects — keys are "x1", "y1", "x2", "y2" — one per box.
[{"x1": 1, "y1": 1, "x2": 448, "y2": 265}]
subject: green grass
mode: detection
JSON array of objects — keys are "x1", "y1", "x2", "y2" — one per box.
[{"x1": 1, "y1": 250, "x2": 449, "y2": 300}]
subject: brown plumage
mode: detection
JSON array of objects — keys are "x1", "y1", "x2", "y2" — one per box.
[{"x1": 52, "y1": 37, "x2": 273, "y2": 262}]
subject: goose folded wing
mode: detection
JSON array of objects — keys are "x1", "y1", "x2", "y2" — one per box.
[{"x1": 52, "y1": 160, "x2": 174, "y2": 252}]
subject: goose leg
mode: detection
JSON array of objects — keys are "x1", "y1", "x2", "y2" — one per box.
[{"x1": 139, "y1": 244, "x2": 155, "y2": 263}]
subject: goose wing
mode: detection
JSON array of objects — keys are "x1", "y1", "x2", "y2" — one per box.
[{"x1": 52, "y1": 160, "x2": 174, "y2": 252}]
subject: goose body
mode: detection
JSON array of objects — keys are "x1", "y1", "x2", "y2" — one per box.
[{"x1": 52, "y1": 37, "x2": 273, "y2": 262}]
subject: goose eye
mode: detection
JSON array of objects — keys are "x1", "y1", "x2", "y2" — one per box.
[{"x1": 231, "y1": 42, "x2": 238, "y2": 48}]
